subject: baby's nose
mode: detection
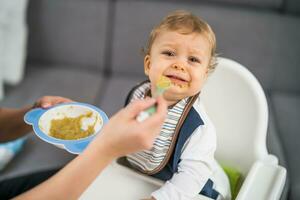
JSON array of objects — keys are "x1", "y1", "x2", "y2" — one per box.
[{"x1": 172, "y1": 63, "x2": 185, "y2": 71}]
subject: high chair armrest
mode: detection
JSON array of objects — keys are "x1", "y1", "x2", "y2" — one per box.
[{"x1": 236, "y1": 159, "x2": 286, "y2": 200}]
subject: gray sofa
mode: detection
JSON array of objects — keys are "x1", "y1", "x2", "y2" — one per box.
[{"x1": 0, "y1": 0, "x2": 299, "y2": 199}]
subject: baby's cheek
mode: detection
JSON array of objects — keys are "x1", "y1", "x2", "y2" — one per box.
[
  {"x1": 190, "y1": 83, "x2": 203, "y2": 94},
  {"x1": 148, "y1": 73, "x2": 156, "y2": 83}
]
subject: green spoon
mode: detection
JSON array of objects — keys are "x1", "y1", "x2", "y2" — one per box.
[{"x1": 137, "y1": 76, "x2": 171, "y2": 122}]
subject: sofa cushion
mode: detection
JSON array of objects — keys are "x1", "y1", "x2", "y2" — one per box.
[
  {"x1": 111, "y1": 0, "x2": 300, "y2": 91},
  {"x1": 97, "y1": 75, "x2": 146, "y2": 117},
  {"x1": 266, "y1": 94, "x2": 289, "y2": 200},
  {"x1": 284, "y1": 0, "x2": 300, "y2": 15},
  {"x1": 271, "y1": 92, "x2": 300, "y2": 200},
  {"x1": 266, "y1": 96, "x2": 288, "y2": 166},
  {"x1": 27, "y1": 0, "x2": 109, "y2": 71},
  {"x1": 0, "y1": 64, "x2": 105, "y2": 108}
]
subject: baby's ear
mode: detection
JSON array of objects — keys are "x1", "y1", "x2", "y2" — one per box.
[{"x1": 144, "y1": 55, "x2": 151, "y2": 76}]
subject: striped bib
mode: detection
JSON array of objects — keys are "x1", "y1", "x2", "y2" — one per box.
[{"x1": 126, "y1": 82, "x2": 190, "y2": 174}]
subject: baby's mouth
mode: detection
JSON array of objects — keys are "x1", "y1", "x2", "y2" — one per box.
[
  {"x1": 164, "y1": 75, "x2": 189, "y2": 89},
  {"x1": 165, "y1": 75, "x2": 189, "y2": 86}
]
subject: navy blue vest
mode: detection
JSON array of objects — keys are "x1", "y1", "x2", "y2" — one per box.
[
  {"x1": 151, "y1": 106, "x2": 203, "y2": 180},
  {"x1": 151, "y1": 106, "x2": 220, "y2": 199}
]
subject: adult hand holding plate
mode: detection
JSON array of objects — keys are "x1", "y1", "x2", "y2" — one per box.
[{"x1": 24, "y1": 102, "x2": 108, "y2": 154}]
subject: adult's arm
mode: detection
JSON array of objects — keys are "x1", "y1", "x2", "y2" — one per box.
[
  {"x1": 14, "y1": 97, "x2": 167, "y2": 200},
  {"x1": 0, "y1": 96, "x2": 72, "y2": 142},
  {"x1": 0, "y1": 106, "x2": 33, "y2": 142}
]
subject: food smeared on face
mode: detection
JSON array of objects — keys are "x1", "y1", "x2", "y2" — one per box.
[
  {"x1": 154, "y1": 75, "x2": 172, "y2": 97},
  {"x1": 157, "y1": 75, "x2": 172, "y2": 89}
]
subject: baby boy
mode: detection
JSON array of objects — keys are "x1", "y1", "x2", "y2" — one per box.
[{"x1": 125, "y1": 10, "x2": 231, "y2": 200}]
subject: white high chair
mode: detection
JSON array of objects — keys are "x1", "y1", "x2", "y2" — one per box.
[
  {"x1": 201, "y1": 57, "x2": 286, "y2": 200},
  {"x1": 80, "y1": 57, "x2": 286, "y2": 200}
]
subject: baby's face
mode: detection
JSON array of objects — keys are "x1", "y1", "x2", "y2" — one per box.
[{"x1": 144, "y1": 30, "x2": 211, "y2": 104}]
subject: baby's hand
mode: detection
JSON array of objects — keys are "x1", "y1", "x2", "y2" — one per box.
[{"x1": 33, "y1": 96, "x2": 73, "y2": 109}]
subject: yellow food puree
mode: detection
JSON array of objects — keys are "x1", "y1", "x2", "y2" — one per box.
[
  {"x1": 49, "y1": 112, "x2": 96, "y2": 140},
  {"x1": 157, "y1": 76, "x2": 171, "y2": 89}
]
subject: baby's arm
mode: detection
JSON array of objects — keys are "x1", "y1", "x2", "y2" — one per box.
[{"x1": 151, "y1": 124, "x2": 217, "y2": 200}]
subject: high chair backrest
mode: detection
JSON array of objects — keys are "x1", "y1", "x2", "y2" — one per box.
[{"x1": 200, "y1": 57, "x2": 269, "y2": 176}]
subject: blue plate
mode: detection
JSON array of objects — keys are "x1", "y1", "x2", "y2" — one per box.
[{"x1": 24, "y1": 102, "x2": 108, "y2": 154}]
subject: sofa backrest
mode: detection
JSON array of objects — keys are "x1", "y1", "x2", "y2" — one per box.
[
  {"x1": 25, "y1": 0, "x2": 300, "y2": 92},
  {"x1": 110, "y1": 0, "x2": 300, "y2": 92},
  {"x1": 26, "y1": 0, "x2": 110, "y2": 71},
  {"x1": 284, "y1": 0, "x2": 300, "y2": 14},
  {"x1": 199, "y1": 0, "x2": 283, "y2": 10}
]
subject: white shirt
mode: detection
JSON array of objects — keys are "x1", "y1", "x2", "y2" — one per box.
[{"x1": 151, "y1": 98, "x2": 231, "y2": 200}]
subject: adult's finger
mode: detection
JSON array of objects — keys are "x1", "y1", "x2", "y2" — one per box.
[
  {"x1": 40, "y1": 96, "x2": 73, "y2": 108},
  {"x1": 155, "y1": 96, "x2": 168, "y2": 118},
  {"x1": 142, "y1": 96, "x2": 167, "y2": 131},
  {"x1": 51, "y1": 97, "x2": 73, "y2": 105},
  {"x1": 124, "y1": 98, "x2": 156, "y2": 118}
]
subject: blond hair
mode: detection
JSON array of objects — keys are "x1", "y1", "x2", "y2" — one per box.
[{"x1": 143, "y1": 10, "x2": 217, "y2": 72}]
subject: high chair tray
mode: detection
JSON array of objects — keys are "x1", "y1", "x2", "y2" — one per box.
[
  {"x1": 80, "y1": 160, "x2": 162, "y2": 200},
  {"x1": 80, "y1": 160, "x2": 215, "y2": 200}
]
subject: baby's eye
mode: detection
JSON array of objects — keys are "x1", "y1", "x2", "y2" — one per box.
[
  {"x1": 189, "y1": 56, "x2": 200, "y2": 63},
  {"x1": 162, "y1": 50, "x2": 175, "y2": 57}
]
